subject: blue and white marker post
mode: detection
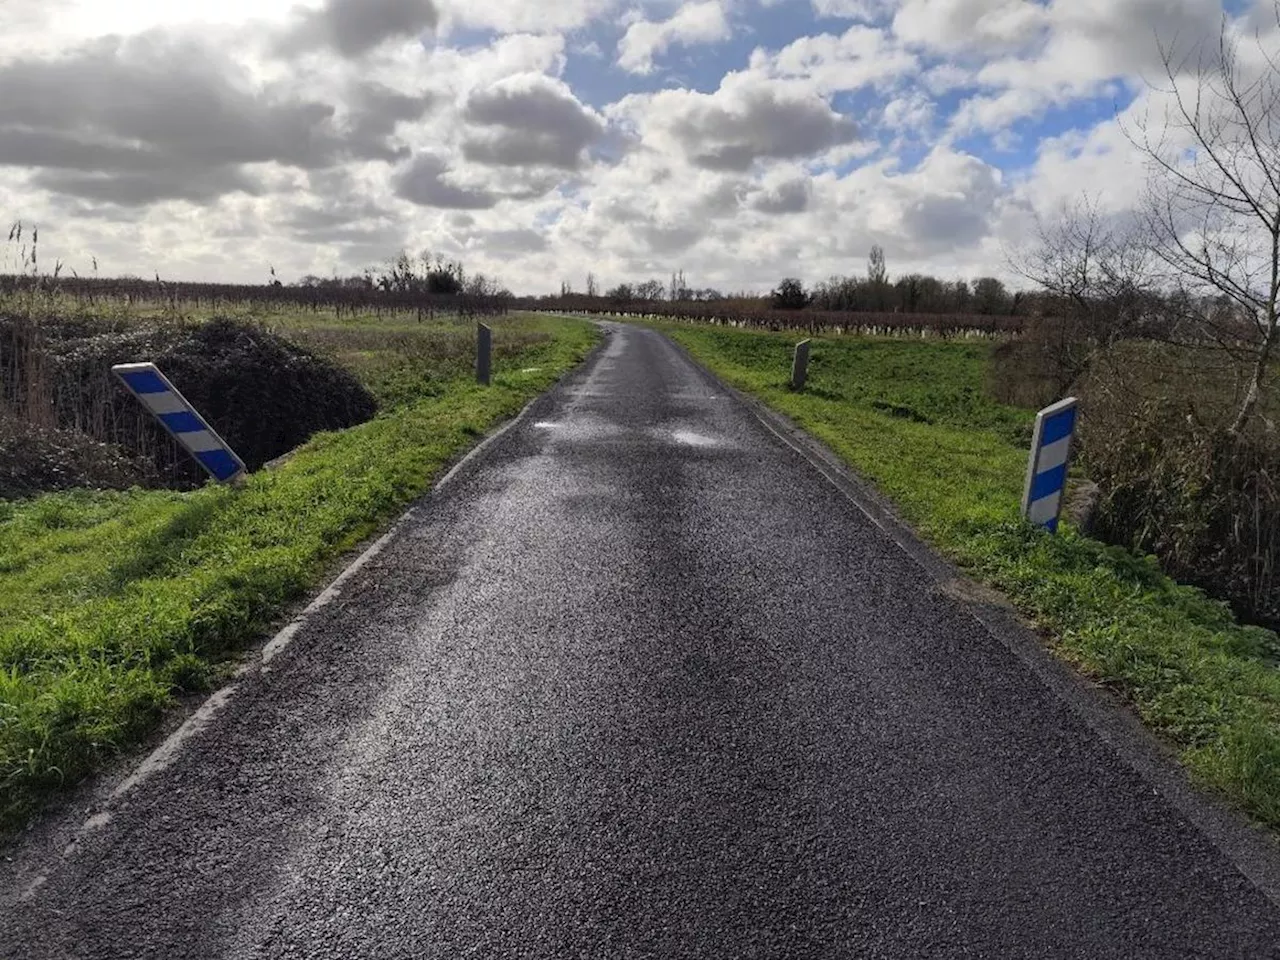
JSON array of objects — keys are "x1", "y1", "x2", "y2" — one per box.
[
  {"x1": 1021, "y1": 397, "x2": 1078, "y2": 534},
  {"x1": 112, "y1": 363, "x2": 246, "y2": 484}
]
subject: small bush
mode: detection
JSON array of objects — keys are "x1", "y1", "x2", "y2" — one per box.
[
  {"x1": 1073, "y1": 341, "x2": 1280, "y2": 628},
  {"x1": 987, "y1": 313, "x2": 1090, "y2": 409},
  {"x1": 1081, "y1": 391, "x2": 1280, "y2": 630}
]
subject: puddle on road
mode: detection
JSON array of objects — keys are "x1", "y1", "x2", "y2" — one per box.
[
  {"x1": 671, "y1": 430, "x2": 721, "y2": 448},
  {"x1": 533, "y1": 420, "x2": 728, "y2": 449},
  {"x1": 533, "y1": 418, "x2": 624, "y2": 441}
]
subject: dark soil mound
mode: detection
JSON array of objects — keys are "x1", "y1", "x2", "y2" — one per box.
[
  {"x1": 2, "y1": 316, "x2": 377, "y2": 492},
  {"x1": 0, "y1": 415, "x2": 152, "y2": 499},
  {"x1": 147, "y1": 318, "x2": 377, "y2": 474}
]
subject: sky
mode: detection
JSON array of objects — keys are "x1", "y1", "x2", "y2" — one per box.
[{"x1": 0, "y1": 0, "x2": 1275, "y2": 294}]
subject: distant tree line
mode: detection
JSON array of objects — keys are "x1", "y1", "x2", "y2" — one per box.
[
  {"x1": 545, "y1": 251, "x2": 1027, "y2": 319},
  {"x1": 0, "y1": 247, "x2": 516, "y2": 320},
  {"x1": 299, "y1": 249, "x2": 514, "y2": 302},
  {"x1": 766, "y1": 244, "x2": 1024, "y2": 316}
]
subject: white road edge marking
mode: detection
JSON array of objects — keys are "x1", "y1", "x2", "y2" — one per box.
[
  {"x1": 109, "y1": 686, "x2": 240, "y2": 804},
  {"x1": 261, "y1": 400, "x2": 537, "y2": 669},
  {"x1": 752, "y1": 411, "x2": 891, "y2": 535},
  {"x1": 54, "y1": 395, "x2": 545, "y2": 852},
  {"x1": 745, "y1": 390, "x2": 1280, "y2": 912}
]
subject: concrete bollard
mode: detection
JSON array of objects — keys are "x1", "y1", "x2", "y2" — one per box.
[
  {"x1": 1022, "y1": 397, "x2": 1079, "y2": 534},
  {"x1": 112, "y1": 363, "x2": 246, "y2": 484},
  {"x1": 477, "y1": 323, "x2": 492, "y2": 386},
  {"x1": 791, "y1": 339, "x2": 812, "y2": 391}
]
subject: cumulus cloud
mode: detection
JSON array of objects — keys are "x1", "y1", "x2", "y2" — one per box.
[
  {"x1": 470, "y1": 227, "x2": 549, "y2": 253},
  {"x1": 881, "y1": 91, "x2": 937, "y2": 130},
  {"x1": 892, "y1": 0, "x2": 1048, "y2": 54},
  {"x1": 887, "y1": 148, "x2": 1005, "y2": 252},
  {"x1": 421, "y1": 33, "x2": 568, "y2": 95},
  {"x1": 931, "y1": 0, "x2": 1225, "y2": 133},
  {"x1": 284, "y1": 169, "x2": 400, "y2": 244},
  {"x1": 0, "y1": 0, "x2": 1259, "y2": 297},
  {"x1": 435, "y1": 0, "x2": 616, "y2": 33},
  {"x1": 462, "y1": 75, "x2": 606, "y2": 170},
  {"x1": 749, "y1": 177, "x2": 812, "y2": 214},
  {"x1": 278, "y1": 0, "x2": 438, "y2": 59},
  {"x1": 345, "y1": 83, "x2": 436, "y2": 147},
  {"x1": 811, "y1": 0, "x2": 895, "y2": 19},
  {"x1": 753, "y1": 24, "x2": 918, "y2": 93},
  {"x1": 33, "y1": 167, "x2": 262, "y2": 207},
  {"x1": 0, "y1": 31, "x2": 422, "y2": 205},
  {"x1": 617, "y1": 72, "x2": 857, "y2": 171},
  {"x1": 617, "y1": 1, "x2": 731, "y2": 75},
  {"x1": 393, "y1": 154, "x2": 498, "y2": 209}
]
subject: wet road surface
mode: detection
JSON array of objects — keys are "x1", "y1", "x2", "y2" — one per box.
[{"x1": 4, "y1": 324, "x2": 1280, "y2": 958}]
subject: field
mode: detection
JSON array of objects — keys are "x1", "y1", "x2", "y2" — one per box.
[
  {"x1": 0, "y1": 308, "x2": 598, "y2": 833},
  {"x1": 522, "y1": 295, "x2": 1025, "y2": 337},
  {"x1": 663, "y1": 323, "x2": 1280, "y2": 830}
]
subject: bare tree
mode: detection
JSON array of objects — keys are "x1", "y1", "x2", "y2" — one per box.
[
  {"x1": 669, "y1": 269, "x2": 688, "y2": 301},
  {"x1": 636, "y1": 279, "x2": 666, "y2": 301},
  {"x1": 1130, "y1": 5, "x2": 1280, "y2": 433},
  {"x1": 1015, "y1": 198, "x2": 1155, "y2": 337},
  {"x1": 1010, "y1": 197, "x2": 1159, "y2": 399},
  {"x1": 867, "y1": 245, "x2": 889, "y2": 310},
  {"x1": 586, "y1": 272, "x2": 599, "y2": 298}
]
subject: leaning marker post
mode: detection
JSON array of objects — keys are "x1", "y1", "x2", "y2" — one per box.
[
  {"x1": 1021, "y1": 397, "x2": 1079, "y2": 534},
  {"x1": 791, "y1": 339, "x2": 812, "y2": 391},
  {"x1": 477, "y1": 323, "x2": 493, "y2": 386},
  {"x1": 112, "y1": 363, "x2": 246, "y2": 484}
]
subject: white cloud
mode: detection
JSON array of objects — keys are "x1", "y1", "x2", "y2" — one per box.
[
  {"x1": 0, "y1": 0, "x2": 1267, "y2": 298},
  {"x1": 434, "y1": 0, "x2": 617, "y2": 33},
  {"x1": 276, "y1": 0, "x2": 438, "y2": 60},
  {"x1": 943, "y1": 0, "x2": 1226, "y2": 134},
  {"x1": 892, "y1": 0, "x2": 1048, "y2": 54},
  {"x1": 461, "y1": 74, "x2": 606, "y2": 170},
  {"x1": 613, "y1": 70, "x2": 858, "y2": 171},
  {"x1": 752, "y1": 24, "x2": 917, "y2": 93},
  {"x1": 748, "y1": 174, "x2": 813, "y2": 214},
  {"x1": 811, "y1": 0, "x2": 895, "y2": 19},
  {"x1": 617, "y1": 1, "x2": 731, "y2": 75},
  {"x1": 881, "y1": 91, "x2": 936, "y2": 130}
]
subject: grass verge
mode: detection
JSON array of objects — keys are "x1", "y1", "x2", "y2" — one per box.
[
  {"x1": 0, "y1": 315, "x2": 597, "y2": 834},
  {"x1": 664, "y1": 323, "x2": 1280, "y2": 829}
]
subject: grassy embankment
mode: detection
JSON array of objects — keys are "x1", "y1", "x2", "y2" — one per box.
[
  {"x1": 664, "y1": 323, "x2": 1280, "y2": 829},
  {"x1": 0, "y1": 311, "x2": 597, "y2": 833}
]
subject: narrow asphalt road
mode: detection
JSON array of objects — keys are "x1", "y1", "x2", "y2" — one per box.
[{"x1": 4, "y1": 324, "x2": 1280, "y2": 958}]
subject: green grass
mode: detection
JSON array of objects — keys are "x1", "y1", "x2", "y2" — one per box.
[
  {"x1": 664, "y1": 323, "x2": 1280, "y2": 829},
  {"x1": 274, "y1": 311, "x2": 572, "y2": 410},
  {"x1": 0, "y1": 313, "x2": 598, "y2": 833}
]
